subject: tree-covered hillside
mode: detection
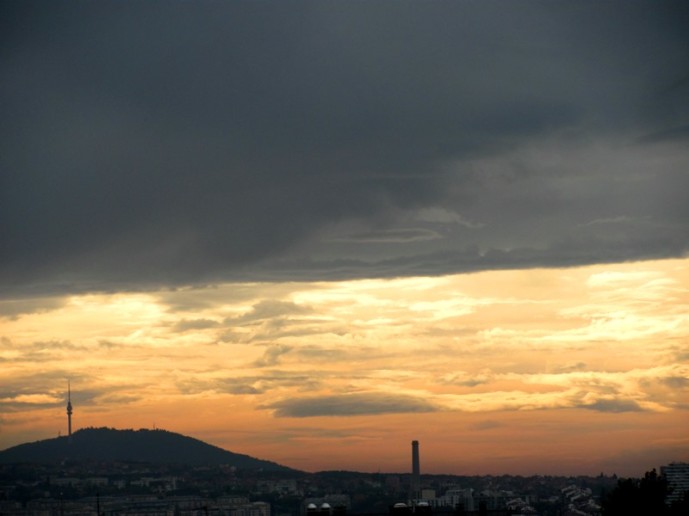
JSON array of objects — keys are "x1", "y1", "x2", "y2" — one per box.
[{"x1": 0, "y1": 427, "x2": 296, "y2": 472}]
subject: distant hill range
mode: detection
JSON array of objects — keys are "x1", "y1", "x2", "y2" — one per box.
[{"x1": 0, "y1": 427, "x2": 297, "y2": 472}]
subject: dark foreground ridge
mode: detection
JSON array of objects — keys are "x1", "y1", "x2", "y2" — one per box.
[{"x1": 0, "y1": 427, "x2": 296, "y2": 472}]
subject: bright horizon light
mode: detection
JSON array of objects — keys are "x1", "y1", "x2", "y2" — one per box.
[{"x1": 2, "y1": 258, "x2": 688, "y2": 476}]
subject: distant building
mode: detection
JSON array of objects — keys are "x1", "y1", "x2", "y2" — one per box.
[
  {"x1": 435, "y1": 488, "x2": 474, "y2": 511},
  {"x1": 130, "y1": 476, "x2": 178, "y2": 492},
  {"x1": 420, "y1": 489, "x2": 436, "y2": 502},
  {"x1": 51, "y1": 477, "x2": 81, "y2": 487},
  {"x1": 561, "y1": 484, "x2": 599, "y2": 515},
  {"x1": 230, "y1": 500, "x2": 271, "y2": 516},
  {"x1": 304, "y1": 495, "x2": 350, "y2": 515},
  {"x1": 85, "y1": 477, "x2": 109, "y2": 487},
  {"x1": 661, "y1": 462, "x2": 689, "y2": 504},
  {"x1": 257, "y1": 478, "x2": 300, "y2": 495}
]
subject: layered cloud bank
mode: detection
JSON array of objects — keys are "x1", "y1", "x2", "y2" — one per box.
[
  {"x1": 2, "y1": 1, "x2": 689, "y2": 296},
  {"x1": 2, "y1": 259, "x2": 688, "y2": 474}
]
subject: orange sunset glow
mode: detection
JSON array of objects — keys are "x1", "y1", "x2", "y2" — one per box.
[
  {"x1": 2, "y1": 258, "x2": 688, "y2": 475},
  {"x1": 3, "y1": 1, "x2": 689, "y2": 482}
]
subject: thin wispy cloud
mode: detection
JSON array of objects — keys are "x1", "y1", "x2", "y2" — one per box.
[
  {"x1": 414, "y1": 208, "x2": 484, "y2": 229},
  {"x1": 326, "y1": 228, "x2": 443, "y2": 244}
]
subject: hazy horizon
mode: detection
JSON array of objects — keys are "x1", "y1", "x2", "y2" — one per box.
[
  {"x1": 2, "y1": 1, "x2": 688, "y2": 478},
  {"x1": 2, "y1": 419, "x2": 684, "y2": 478},
  {"x1": 3, "y1": 258, "x2": 688, "y2": 477}
]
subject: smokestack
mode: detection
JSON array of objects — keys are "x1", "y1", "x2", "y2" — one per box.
[{"x1": 411, "y1": 440, "x2": 420, "y2": 500}]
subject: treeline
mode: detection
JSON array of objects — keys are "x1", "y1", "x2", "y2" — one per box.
[{"x1": 602, "y1": 469, "x2": 689, "y2": 515}]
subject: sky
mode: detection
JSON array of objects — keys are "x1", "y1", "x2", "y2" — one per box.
[{"x1": 1, "y1": 0, "x2": 688, "y2": 476}]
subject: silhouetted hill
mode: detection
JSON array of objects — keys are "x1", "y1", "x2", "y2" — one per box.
[{"x1": 0, "y1": 427, "x2": 297, "y2": 471}]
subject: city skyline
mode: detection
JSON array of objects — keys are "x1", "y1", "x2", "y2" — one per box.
[{"x1": 2, "y1": 1, "x2": 689, "y2": 477}]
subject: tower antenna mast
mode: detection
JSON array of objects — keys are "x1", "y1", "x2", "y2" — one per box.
[{"x1": 66, "y1": 380, "x2": 73, "y2": 441}]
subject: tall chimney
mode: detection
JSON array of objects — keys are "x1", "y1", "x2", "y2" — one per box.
[{"x1": 411, "y1": 440, "x2": 420, "y2": 500}]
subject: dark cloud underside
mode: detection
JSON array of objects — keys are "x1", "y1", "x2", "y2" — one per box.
[
  {"x1": 2, "y1": 1, "x2": 688, "y2": 297},
  {"x1": 265, "y1": 393, "x2": 439, "y2": 417},
  {"x1": 582, "y1": 399, "x2": 644, "y2": 413}
]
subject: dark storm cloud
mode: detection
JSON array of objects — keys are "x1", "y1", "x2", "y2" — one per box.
[
  {"x1": 2, "y1": 1, "x2": 688, "y2": 296},
  {"x1": 327, "y1": 228, "x2": 442, "y2": 244},
  {"x1": 264, "y1": 392, "x2": 439, "y2": 417}
]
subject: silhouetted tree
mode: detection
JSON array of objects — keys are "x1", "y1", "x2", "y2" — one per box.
[{"x1": 601, "y1": 469, "x2": 688, "y2": 516}]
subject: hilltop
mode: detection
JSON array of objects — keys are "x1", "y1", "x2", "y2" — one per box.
[{"x1": 0, "y1": 427, "x2": 296, "y2": 472}]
